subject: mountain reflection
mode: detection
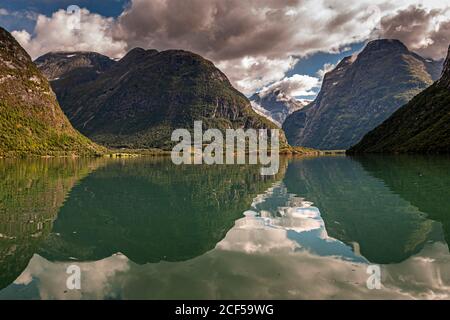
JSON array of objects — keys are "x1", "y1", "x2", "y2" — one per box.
[
  {"x1": 0, "y1": 156, "x2": 449, "y2": 299},
  {"x1": 38, "y1": 158, "x2": 287, "y2": 264},
  {"x1": 283, "y1": 156, "x2": 447, "y2": 264},
  {"x1": 0, "y1": 158, "x2": 106, "y2": 290},
  {"x1": 355, "y1": 155, "x2": 450, "y2": 246},
  {"x1": 2, "y1": 166, "x2": 448, "y2": 300}
]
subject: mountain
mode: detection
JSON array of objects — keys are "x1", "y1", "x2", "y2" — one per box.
[
  {"x1": 35, "y1": 51, "x2": 115, "y2": 81},
  {"x1": 37, "y1": 48, "x2": 284, "y2": 149},
  {"x1": 348, "y1": 45, "x2": 450, "y2": 154},
  {"x1": 283, "y1": 39, "x2": 444, "y2": 150},
  {"x1": 0, "y1": 27, "x2": 103, "y2": 157},
  {"x1": 250, "y1": 89, "x2": 310, "y2": 126}
]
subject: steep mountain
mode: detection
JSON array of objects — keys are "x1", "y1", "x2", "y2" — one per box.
[
  {"x1": 0, "y1": 27, "x2": 103, "y2": 156},
  {"x1": 38, "y1": 48, "x2": 283, "y2": 149},
  {"x1": 283, "y1": 39, "x2": 443, "y2": 150},
  {"x1": 349, "y1": 45, "x2": 450, "y2": 154},
  {"x1": 250, "y1": 88, "x2": 310, "y2": 126}
]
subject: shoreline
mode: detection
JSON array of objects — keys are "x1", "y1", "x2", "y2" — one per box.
[{"x1": 0, "y1": 149, "x2": 347, "y2": 159}]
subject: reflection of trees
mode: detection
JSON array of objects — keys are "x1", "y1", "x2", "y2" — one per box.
[
  {"x1": 38, "y1": 158, "x2": 288, "y2": 264},
  {"x1": 283, "y1": 156, "x2": 442, "y2": 264},
  {"x1": 0, "y1": 158, "x2": 106, "y2": 290},
  {"x1": 354, "y1": 155, "x2": 450, "y2": 246}
]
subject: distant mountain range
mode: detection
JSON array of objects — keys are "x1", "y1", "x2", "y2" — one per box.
[
  {"x1": 283, "y1": 39, "x2": 444, "y2": 150},
  {"x1": 0, "y1": 27, "x2": 103, "y2": 157},
  {"x1": 349, "y1": 45, "x2": 450, "y2": 154},
  {"x1": 36, "y1": 48, "x2": 283, "y2": 150},
  {"x1": 250, "y1": 89, "x2": 311, "y2": 127}
]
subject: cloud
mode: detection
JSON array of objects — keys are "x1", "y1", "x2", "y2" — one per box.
[
  {"x1": 9, "y1": 0, "x2": 450, "y2": 93},
  {"x1": 375, "y1": 5, "x2": 450, "y2": 59},
  {"x1": 259, "y1": 74, "x2": 320, "y2": 98},
  {"x1": 12, "y1": 8, "x2": 127, "y2": 60},
  {"x1": 316, "y1": 63, "x2": 337, "y2": 79},
  {"x1": 217, "y1": 56, "x2": 299, "y2": 95},
  {"x1": 0, "y1": 7, "x2": 38, "y2": 20},
  {"x1": 111, "y1": 0, "x2": 390, "y2": 93}
]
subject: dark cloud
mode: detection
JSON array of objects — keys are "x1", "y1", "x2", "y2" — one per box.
[
  {"x1": 115, "y1": 0, "x2": 307, "y2": 61},
  {"x1": 377, "y1": 5, "x2": 450, "y2": 60}
]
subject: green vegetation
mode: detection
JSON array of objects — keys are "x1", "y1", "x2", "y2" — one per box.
[
  {"x1": 0, "y1": 27, "x2": 105, "y2": 158},
  {"x1": 349, "y1": 73, "x2": 450, "y2": 154},
  {"x1": 43, "y1": 49, "x2": 288, "y2": 150},
  {"x1": 0, "y1": 102, "x2": 104, "y2": 157}
]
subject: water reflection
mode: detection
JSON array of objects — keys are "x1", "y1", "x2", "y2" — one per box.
[
  {"x1": 356, "y1": 155, "x2": 450, "y2": 245},
  {"x1": 244, "y1": 183, "x2": 366, "y2": 263},
  {"x1": 284, "y1": 157, "x2": 446, "y2": 264},
  {"x1": 38, "y1": 159, "x2": 286, "y2": 264},
  {"x1": 0, "y1": 156, "x2": 449, "y2": 299},
  {"x1": 0, "y1": 158, "x2": 105, "y2": 290}
]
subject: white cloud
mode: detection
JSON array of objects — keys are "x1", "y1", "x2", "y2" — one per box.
[
  {"x1": 0, "y1": 7, "x2": 39, "y2": 20},
  {"x1": 217, "y1": 56, "x2": 299, "y2": 95},
  {"x1": 12, "y1": 9, "x2": 127, "y2": 60},
  {"x1": 316, "y1": 63, "x2": 337, "y2": 80},
  {"x1": 259, "y1": 74, "x2": 320, "y2": 98}
]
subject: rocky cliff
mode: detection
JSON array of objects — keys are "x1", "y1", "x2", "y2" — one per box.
[{"x1": 284, "y1": 39, "x2": 443, "y2": 150}]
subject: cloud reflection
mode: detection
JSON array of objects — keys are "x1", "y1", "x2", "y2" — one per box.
[{"x1": 2, "y1": 181, "x2": 449, "y2": 300}]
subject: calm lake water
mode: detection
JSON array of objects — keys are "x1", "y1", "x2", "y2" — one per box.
[{"x1": 0, "y1": 155, "x2": 449, "y2": 299}]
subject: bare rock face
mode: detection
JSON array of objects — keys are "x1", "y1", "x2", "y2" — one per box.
[
  {"x1": 349, "y1": 44, "x2": 450, "y2": 154},
  {"x1": 37, "y1": 48, "x2": 284, "y2": 149},
  {"x1": 284, "y1": 39, "x2": 444, "y2": 150},
  {"x1": 0, "y1": 27, "x2": 103, "y2": 156}
]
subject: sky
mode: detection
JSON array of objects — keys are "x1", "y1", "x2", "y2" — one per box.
[{"x1": 1, "y1": 0, "x2": 450, "y2": 98}]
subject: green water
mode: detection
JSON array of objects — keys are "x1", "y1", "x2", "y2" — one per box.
[{"x1": 0, "y1": 155, "x2": 449, "y2": 299}]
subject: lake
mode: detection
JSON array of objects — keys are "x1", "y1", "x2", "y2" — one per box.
[{"x1": 0, "y1": 155, "x2": 449, "y2": 299}]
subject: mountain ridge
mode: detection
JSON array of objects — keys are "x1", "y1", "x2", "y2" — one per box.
[
  {"x1": 37, "y1": 48, "x2": 287, "y2": 150},
  {"x1": 283, "y1": 39, "x2": 443, "y2": 150},
  {"x1": 348, "y1": 45, "x2": 450, "y2": 154}
]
